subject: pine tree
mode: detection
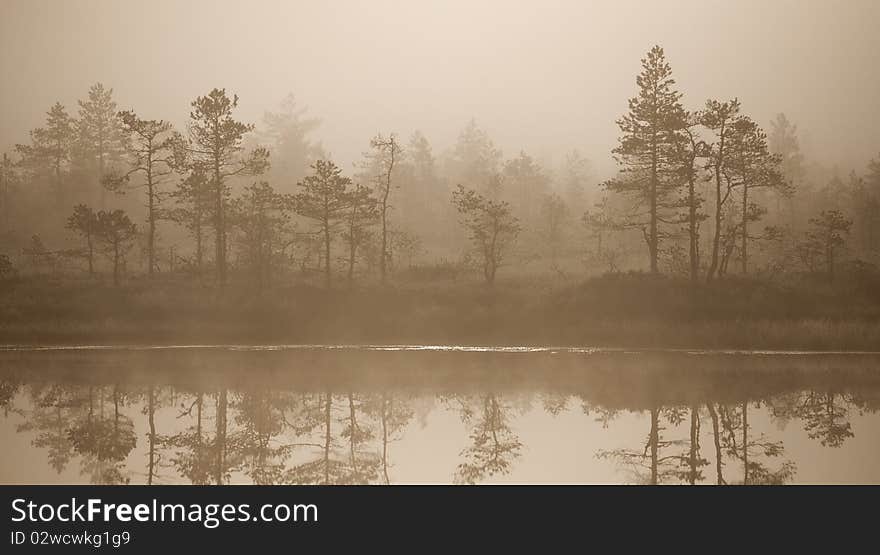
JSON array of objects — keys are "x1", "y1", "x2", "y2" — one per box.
[
  {"x1": 15, "y1": 102, "x2": 76, "y2": 206},
  {"x1": 183, "y1": 88, "x2": 269, "y2": 287},
  {"x1": 605, "y1": 45, "x2": 687, "y2": 273},
  {"x1": 76, "y1": 83, "x2": 127, "y2": 207},
  {"x1": 104, "y1": 111, "x2": 176, "y2": 276},
  {"x1": 294, "y1": 160, "x2": 351, "y2": 288}
]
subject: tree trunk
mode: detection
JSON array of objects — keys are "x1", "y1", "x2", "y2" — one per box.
[
  {"x1": 707, "y1": 123, "x2": 726, "y2": 282},
  {"x1": 381, "y1": 396, "x2": 390, "y2": 485},
  {"x1": 324, "y1": 218, "x2": 331, "y2": 289},
  {"x1": 742, "y1": 403, "x2": 749, "y2": 485},
  {"x1": 688, "y1": 406, "x2": 699, "y2": 485},
  {"x1": 87, "y1": 232, "x2": 94, "y2": 276},
  {"x1": 688, "y1": 175, "x2": 699, "y2": 282},
  {"x1": 323, "y1": 392, "x2": 332, "y2": 485},
  {"x1": 215, "y1": 389, "x2": 227, "y2": 485},
  {"x1": 741, "y1": 183, "x2": 748, "y2": 275},
  {"x1": 707, "y1": 403, "x2": 725, "y2": 485},
  {"x1": 147, "y1": 386, "x2": 156, "y2": 485},
  {"x1": 649, "y1": 137, "x2": 659, "y2": 273},
  {"x1": 649, "y1": 408, "x2": 659, "y2": 485},
  {"x1": 146, "y1": 147, "x2": 156, "y2": 277},
  {"x1": 113, "y1": 241, "x2": 120, "y2": 286},
  {"x1": 195, "y1": 199, "x2": 203, "y2": 280}
]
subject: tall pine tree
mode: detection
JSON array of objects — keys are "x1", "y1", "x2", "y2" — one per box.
[{"x1": 604, "y1": 45, "x2": 686, "y2": 273}]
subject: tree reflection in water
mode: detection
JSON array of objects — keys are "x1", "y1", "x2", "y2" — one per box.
[{"x1": 1, "y1": 350, "x2": 879, "y2": 484}]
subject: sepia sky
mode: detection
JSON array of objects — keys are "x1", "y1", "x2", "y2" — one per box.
[{"x1": 2, "y1": 0, "x2": 879, "y2": 179}]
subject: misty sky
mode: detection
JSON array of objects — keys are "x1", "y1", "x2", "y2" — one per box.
[{"x1": 2, "y1": 0, "x2": 879, "y2": 180}]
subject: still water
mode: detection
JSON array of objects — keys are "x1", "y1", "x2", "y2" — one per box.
[{"x1": 1, "y1": 347, "x2": 879, "y2": 485}]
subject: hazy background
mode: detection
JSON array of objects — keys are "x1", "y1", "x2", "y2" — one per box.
[{"x1": 2, "y1": 0, "x2": 879, "y2": 179}]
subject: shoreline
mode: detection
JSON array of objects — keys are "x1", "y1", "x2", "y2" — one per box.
[{"x1": 2, "y1": 343, "x2": 880, "y2": 356}]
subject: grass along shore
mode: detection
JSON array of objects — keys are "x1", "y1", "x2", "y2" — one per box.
[{"x1": 0, "y1": 272, "x2": 879, "y2": 350}]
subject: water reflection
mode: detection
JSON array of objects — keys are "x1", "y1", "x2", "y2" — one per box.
[{"x1": 1, "y1": 349, "x2": 879, "y2": 484}]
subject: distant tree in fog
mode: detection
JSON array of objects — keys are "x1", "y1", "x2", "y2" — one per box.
[
  {"x1": 103, "y1": 111, "x2": 176, "y2": 277},
  {"x1": 94, "y1": 209, "x2": 137, "y2": 286},
  {"x1": 76, "y1": 83, "x2": 127, "y2": 208},
  {"x1": 451, "y1": 184, "x2": 520, "y2": 286},
  {"x1": 231, "y1": 181, "x2": 293, "y2": 291},
  {"x1": 448, "y1": 119, "x2": 502, "y2": 195},
  {"x1": 295, "y1": 160, "x2": 351, "y2": 288},
  {"x1": 853, "y1": 156, "x2": 880, "y2": 252},
  {"x1": 561, "y1": 149, "x2": 592, "y2": 215},
  {"x1": 799, "y1": 209, "x2": 852, "y2": 280},
  {"x1": 183, "y1": 89, "x2": 269, "y2": 287},
  {"x1": 768, "y1": 113, "x2": 805, "y2": 191},
  {"x1": 169, "y1": 168, "x2": 212, "y2": 278},
  {"x1": 66, "y1": 204, "x2": 98, "y2": 276},
  {"x1": 541, "y1": 192, "x2": 567, "y2": 266},
  {"x1": 368, "y1": 133, "x2": 402, "y2": 284},
  {"x1": 15, "y1": 102, "x2": 76, "y2": 207},
  {"x1": 341, "y1": 184, "x2": 378, "y2": 285},
  {"x1": 605, "y1": 45, "x2": 687, "y2": 274},
  {"x1": 502, "y1": 151, "x2": 550, "y2": 225},
  {"x1": 261, "y1": 94, "x2": 323, "y2": 190}
]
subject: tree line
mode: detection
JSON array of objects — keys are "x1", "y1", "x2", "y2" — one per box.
[{"x1": 1, "y1": 48, "x2": 879, "y2": 290}]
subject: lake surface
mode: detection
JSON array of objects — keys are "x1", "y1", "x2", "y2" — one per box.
[{"x1": 1, "y1": 346, "x2": 879, "y2": 485}]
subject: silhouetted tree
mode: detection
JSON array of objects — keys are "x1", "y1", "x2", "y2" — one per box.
[
  {"x1": 94, "y1": 209, "x2": 137, "y2": 285},
  {"x1": 369, "y1": 133, "x2": 402, "y2": 284},
  {"x1": 342, "y1": 183, "x2": 378, "y2": 284},
  {"x1": 183, "y1": 89, "x2": 269, "y2": 287},
  {"x1": 451, "y1": 185, "x2": 520, "y2": 286},
  {"x1": 76, "y1": 83, "x2": 127, "y2": 208},
  {"x1": 104, "y1": 111, "x2": 176, "y2": 276},
  {"x1": 170, "y1": 168, "x2": 212, "y2": 278},
  {"x1": 605, "y1": 45, "x2": 687, "y2": 273},
  {"x1": 230, "y1": 181, "x2": 292, "y2": 291},
  {"x1": 701, "y1": 98, "x2": 742, "y2": 281},
  {"x1": 723, "y1": 115, "x2": 788, "y2": 274},
  {"x1": 672, "y1": 114, "x2": 707, "y2": 281},
  {"x1": 15, "y1": 102, "x2": 75, "y2": 207},
  {"x1": 294, "y1": 160, "x2": 351, "y2": 288},
  {"x1": 799, "y1": 209, "x2": 852, "y2": 280},
  {"x1": 66, "y1": 204, "x2": 98, "y2": 275}
]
